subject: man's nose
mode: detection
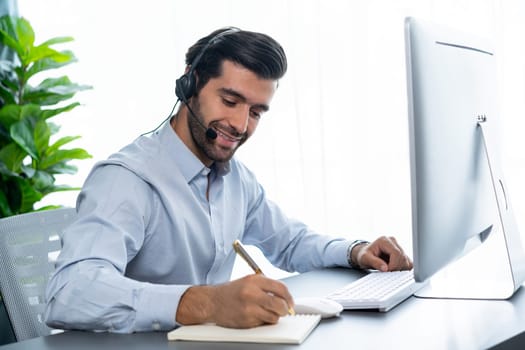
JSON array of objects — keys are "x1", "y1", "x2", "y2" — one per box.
[{"x1": 228, "y1": 106, "x2": 250, "y2": 134}]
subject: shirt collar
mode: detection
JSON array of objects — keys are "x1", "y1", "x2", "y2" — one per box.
[{"x1": 158, "y1": 121, "x2": 230, "y2": 183}]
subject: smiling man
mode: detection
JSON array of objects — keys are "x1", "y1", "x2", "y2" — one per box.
[
  {"x1": 45, "y1": 28, "x2": 412, "y2": 333},
  {"x1": 175, "y1": 60, "x2": 272, "y2": 165}
]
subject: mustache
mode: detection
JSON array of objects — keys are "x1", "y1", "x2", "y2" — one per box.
[{"x1": 210, "y1": 122, "x2": 246, "y2": 142}]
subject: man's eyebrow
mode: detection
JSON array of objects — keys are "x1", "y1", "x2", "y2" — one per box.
[{"x1": 218, "y1": 87, "x2": 270, "y2": 112}]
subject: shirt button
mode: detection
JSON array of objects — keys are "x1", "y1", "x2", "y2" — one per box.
[{"x1": 152, "y1": 322, "x2": 161, "y2": 330}]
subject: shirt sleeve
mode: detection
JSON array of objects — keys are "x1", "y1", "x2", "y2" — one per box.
[
  {"x1": 45, "y1": 165, "x2": 185, "y2": 333},
  {"x1": 240, "y1": 169, "x2": 352, "y2": 273}
]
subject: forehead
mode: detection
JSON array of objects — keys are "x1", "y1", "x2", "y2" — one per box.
[{"x1": 210, "y1": 60, "x2": 277, "y2": 107}]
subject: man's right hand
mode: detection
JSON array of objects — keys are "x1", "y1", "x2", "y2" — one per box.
[{"x1": 175, "y1": 274, "x2": 294, "y2": 328}]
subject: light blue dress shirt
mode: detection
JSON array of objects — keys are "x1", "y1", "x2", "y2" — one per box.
[{"x1": 45, "y1": 121, "x2": 352, "y2": 333}]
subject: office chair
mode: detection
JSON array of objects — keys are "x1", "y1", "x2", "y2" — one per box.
[{"x1": 0, "y1": 207, "x2": 77, "y2": 342}]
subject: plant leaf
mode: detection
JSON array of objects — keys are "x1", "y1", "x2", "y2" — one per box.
[
  {"x1": 10, "y1": 117, "x2": 38, "y2": 160},
  {"x1": 0, "y1": 142, "x2": 26, "y2": 172},
  {"x1": 39, "y1": 148, "x2": 91, "y2": 170},
  {"x1": 0, "y1": 16, "x2": 35, "y2": 66},
  {"x1": 23, "y1": 76, "x2": 91, "y2": 106},
  {"x1": 47, "y1": 135, "x2": 81, "y2": 153},
  {"x1": 0, "y1": 104, "x2": 23, "y2": 128},
  {"x1": 40, "y1": 36, "x2": 74, "y2": 47},
  {"x1": 0, "y1": 160, "x2": 19, "y2": 176},
  {"x1": 0, "y1": 31, "x2": 22, "y2": 57},
  {"x1": 0, "y1": 83, "x2": 16, "y2": 105},
  {"x1": 46, "y1": 162, "x2": 78, "y2": 175},
  {"x1": 41, "y1": 102, "x2": 80, "y2": 120},
  {"x1": 41, "y1": 184, "x2": 79, "y2": 196},
  {"x1": 0, "y1": 15, "x2": 17, "y2": 38},
  {"x1": 26, "y1": 50, "x2": 77, "y2": 80},
  {"x1": 0, "y1": 70, "x2": 19, "y2": 91},
  {"x1": 0, "y1": 125, "x2": 10, "y2": 143},
  {"x1": 27, "y1": 45, "x2": 71, "y2": 65},
  {"x1": 34, "y1": 118, "x2": 50, "y2": 158},
  {"x1": 0, "y1": 188, "x2": 14, "y2": 218},
  {"x1": 20, "y1": 164, "x2": 35, "y2": 178},
  {"x1": 17, "y1": 177, "x2": 42, "y2": 213},
  {"x1": 14, "y1": 17, "x2": 35, "y2": 56},
  {"x1": 50, "y1": 184, "x2": 80, "y2": 192},
  {"x1": 0, "y1": 16, "x2": 24, "y2": 58},
  {"x1": 0, "y1": 104, "x2": 41, "y2": 129},
  {"x1": 0, "y1": 60, "x2": 18, "y2": 104},
  {"x1": 24, "y1": 91, "x2": 74, "y2": 106},
  {"x1": 47, "y1": 122, "x2": 60, "y2": 136},
  {"x1": 1, "y1": 177, "x2": 21, "y2": 214},
  {"x1": 31, "y1": 169, "x2": 55, "y2": 192}
]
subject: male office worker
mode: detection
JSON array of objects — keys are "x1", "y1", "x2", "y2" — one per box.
[{"x1": 45, "y1": 28, "x2": 413, "y2": 333}]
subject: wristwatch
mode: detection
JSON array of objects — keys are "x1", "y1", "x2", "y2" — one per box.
[{"x1": 346, "y1": 240, "x2": 369, "y2": 269}]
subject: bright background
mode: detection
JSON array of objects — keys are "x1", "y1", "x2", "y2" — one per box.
[{"x1": 16, "y1": 0, "x2": 525, "y2": 279}]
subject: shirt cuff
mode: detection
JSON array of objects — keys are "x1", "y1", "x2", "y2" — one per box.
[
  {"x1": 323, "y1": 239, "x2": 355, "y2": 267},
  {"x1": 134, "y1": 284, "x2": 191, "y2": 331}
]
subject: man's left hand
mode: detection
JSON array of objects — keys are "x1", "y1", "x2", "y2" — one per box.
[{"x1": 351, "y1": 236, "x2": 413, "y2": 272}]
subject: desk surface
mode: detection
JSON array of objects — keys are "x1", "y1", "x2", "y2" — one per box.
[{"x1": 2, "y1": 268, "x2": 525, "y2": 350}]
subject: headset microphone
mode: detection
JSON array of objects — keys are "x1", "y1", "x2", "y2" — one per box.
[
  {"x1": 205, "y1": 125, "x2": 218, "y2": 140},
  {"x1": 206, "y1": 128, "x2": 217, "y2": 140}
]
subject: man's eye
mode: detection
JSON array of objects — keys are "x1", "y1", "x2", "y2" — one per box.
[
  {"x1": 223, "y1": 99, "x2": 236, "y2": 107},
  {"x1": 250, "y1": 110, "x2": 262, "y2": 120}
]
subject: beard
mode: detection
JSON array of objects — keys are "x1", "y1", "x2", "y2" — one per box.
[{"x1": 187, "y1": 97, "x2": 248, "y2": 163}]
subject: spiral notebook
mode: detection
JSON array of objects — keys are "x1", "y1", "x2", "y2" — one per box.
[{"x1": 167, "y1": 314, "x2": 321, "y2": 344}]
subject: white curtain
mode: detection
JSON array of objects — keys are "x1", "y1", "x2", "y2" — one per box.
[{"x1": 18, "y1": 0, "x2": 525, "y2": 278}]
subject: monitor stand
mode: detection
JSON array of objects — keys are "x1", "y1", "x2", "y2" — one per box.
[{"x1": 415, "y1": 116, "x2": 525, "y2": 300}]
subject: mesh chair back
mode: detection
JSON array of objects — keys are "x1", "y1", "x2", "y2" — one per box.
[{"x1": 0, "y1": 208, "x2": 77, "y2": 341}]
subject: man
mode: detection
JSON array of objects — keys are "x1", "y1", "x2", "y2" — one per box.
[{"x1": 45, "y1": 28, "x2": 412, "y2": 333}]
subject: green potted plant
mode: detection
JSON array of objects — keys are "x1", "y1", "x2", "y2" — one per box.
[{"x1": 0, "y1": 15, "x2": 92, "y2": 218}]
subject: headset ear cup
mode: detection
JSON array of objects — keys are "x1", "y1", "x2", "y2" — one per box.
[
  {"x1": 176, "y1": 28, "x2": 240, "y2": 102},
  {"x1": 175, "y1": 73, "x2": 195, "y2": 101}
]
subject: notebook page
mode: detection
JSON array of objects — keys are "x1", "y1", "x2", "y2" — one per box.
[{"x1": 167, "y1": 314, "x2": 321, "y2": 344}]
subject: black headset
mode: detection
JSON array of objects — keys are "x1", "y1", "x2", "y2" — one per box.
[{"x1": 175, "y1": 27, "x2": 241, "y2": 102}]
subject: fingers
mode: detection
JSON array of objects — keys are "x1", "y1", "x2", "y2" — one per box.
[
  {"x1": 259, "y1": 275, "x2": 295, "y2": 314},
  {"x1": 361, "y1": 252, "x2": 389, "y2": 272},
  {"x1": 256, "y1": 293, "x2": 291, "y2": 325},
  {"x1": 388, "y1": 238, "x2": 413, "y2": 270},
  {"x1": 357, "y1": 236, "x2": 413, "y2": 272},
  {"x1": 250, "y1": 275, "x2": 294, "y2": 321},
  {"x1": 210, "y1": 274, "x2": 294, "y2": 328}
]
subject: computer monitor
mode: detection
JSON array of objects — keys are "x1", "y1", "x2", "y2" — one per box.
[{"x1": 405, "y1": 17, "x2": 525, "y2": 299}]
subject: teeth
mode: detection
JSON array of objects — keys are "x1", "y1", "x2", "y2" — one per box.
[{"x1": 217, "y1": 129, "x2": 242, "y2": 142}]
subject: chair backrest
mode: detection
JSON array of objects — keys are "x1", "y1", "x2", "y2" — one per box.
[{"x1": 0, "y1": 208, "x2": 77, "y2": 341}]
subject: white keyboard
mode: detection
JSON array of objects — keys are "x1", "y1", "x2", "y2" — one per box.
[{"x1": 325, "y1": 270, "x2": 424, "y2": 312}]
